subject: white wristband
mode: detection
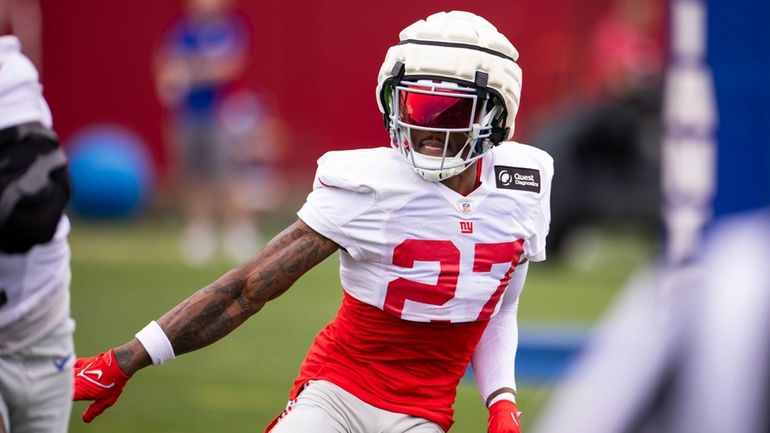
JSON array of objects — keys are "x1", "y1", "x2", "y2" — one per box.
[
  {"x1": 135, "y1": 321, "x2": 175, "y2": 365},
  {"x1": 488, "y1": 391, "x2": 517, "y2": 407}
]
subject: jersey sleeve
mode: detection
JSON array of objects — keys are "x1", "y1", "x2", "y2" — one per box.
[
  {"x1": 471, "y1": 261, "x2": 529, "y2": 403},
  {"x1": 297, "y1": 152, "x2": 377, "y2": 260},
  {"x1": 524, "y1": 150, "x2": 554, "y2": 262}
]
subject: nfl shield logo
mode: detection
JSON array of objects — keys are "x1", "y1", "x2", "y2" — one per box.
[{"x1": 458, "y1": 200, "x2": 473, "y2": 215}]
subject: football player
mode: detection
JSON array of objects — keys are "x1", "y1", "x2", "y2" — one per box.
[
  {"x1": 0, "y1": 34, "x2": 74, "y2": 433},
  {"x1": 74, "y1": 11, "x2": 553, "y2": 433}
]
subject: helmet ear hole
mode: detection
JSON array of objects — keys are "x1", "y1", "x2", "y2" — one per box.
[
  {"x1": 484, "y1": 98, "x2": 498, "y2": 120},
  {"x1": 487, "y1": 95, "x2": 506, "y2": 127}
]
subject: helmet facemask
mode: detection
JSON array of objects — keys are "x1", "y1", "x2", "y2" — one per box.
[
  {"x1": 387, "y1": 79, "x2": 503, "y2": 182},
  {"x1": 375, "y1": 12, "x2": 523, "y2": 181}
]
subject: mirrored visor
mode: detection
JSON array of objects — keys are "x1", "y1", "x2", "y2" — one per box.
[{"x1": 398, "y1": 86, "x2": 476, "y2": 129}]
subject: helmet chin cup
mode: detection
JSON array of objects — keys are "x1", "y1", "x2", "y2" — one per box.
[{"x1": 410, "y1": 151, "x2": 469, "y2": 181}]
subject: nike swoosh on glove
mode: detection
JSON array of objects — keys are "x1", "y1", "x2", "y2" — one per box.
[
  {"x1": 73, "y1": 349, "x2": 131, "y2": 422},
  {"x1": 488, "y1": 400, "x2": 521, "y2": 433}
]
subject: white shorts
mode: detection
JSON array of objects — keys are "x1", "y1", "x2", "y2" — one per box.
[
  {"x1": 269, "y1": 380, "x2": 445, "y2": 433},
  {"x1": 0, "y1": 316, "x2": 75, "y2": 433}
]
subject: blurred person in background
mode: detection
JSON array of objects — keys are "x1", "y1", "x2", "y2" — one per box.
[
  {"x1": 0, "y1": 32, "x2": 74, "y2": 433},
  {"x1": 73, "y1": 11, "x2": 551, "y2": 433},
  {"x1": 216, "y1": 87, "x2": 288, "y2": 261},
  {"x1": 155, "y1": 0, "x2": 266, "y2": 266},
  {"x1": 531, "y1": 0, "x2": 664, "y2": 260},
  {"x1": 584, "y1": 0, "x2": 663, "y2": 102}
]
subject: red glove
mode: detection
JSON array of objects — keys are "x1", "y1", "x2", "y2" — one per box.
[
  {"x1": 73, "y1": 349, "x2": 132, "y2": 422},
  {"x1": 488, "y1": 400, "x2": 521, "y2": 433}
]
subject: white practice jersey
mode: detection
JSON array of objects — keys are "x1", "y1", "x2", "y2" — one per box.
[
  {"x1": 0, "y1": 35, "x2": 66, "y2": 354},
  {"x1": 0, "y1": 35, "x2": 53, "y2": 130},
  {"x1": 297, "y1": 143, "x2": 552, "y2": 324},
  {"x1": 0, "y1": 216, "x2": 71, "y2": 353}
]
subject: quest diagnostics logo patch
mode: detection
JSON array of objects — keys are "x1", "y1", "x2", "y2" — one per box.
[{"x1": 494, "y1": 166, "x2": 541, "y2": 193}]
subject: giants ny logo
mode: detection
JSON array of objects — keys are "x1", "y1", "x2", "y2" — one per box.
[{"x1": 459, "y1": 221, "x2": 474, "y2": 234}]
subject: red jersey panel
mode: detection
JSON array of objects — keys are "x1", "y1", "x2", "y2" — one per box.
[{"x1": 289, "y1": 292, "x2": 488, "y2": 431}]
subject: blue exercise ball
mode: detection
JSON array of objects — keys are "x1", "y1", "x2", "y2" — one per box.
[{"x1": 67, "y1": 124, "x2": 154, "y2": 219}]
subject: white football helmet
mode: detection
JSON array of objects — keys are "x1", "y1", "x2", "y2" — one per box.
[{"x1": 376, "y1": 11, "x2": 523, "y2": 181}]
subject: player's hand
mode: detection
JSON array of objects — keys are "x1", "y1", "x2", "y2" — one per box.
[
  {"x1": 73, "y1": 349, "x2": 132, "y2": 422},
  {"x1": 488, "y1": 400, "x2": 521, "y2": 433}
]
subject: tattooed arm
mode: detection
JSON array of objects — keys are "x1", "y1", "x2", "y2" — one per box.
[{"x1": 113, "y1": 219, "x2": 339, "y2": 375}]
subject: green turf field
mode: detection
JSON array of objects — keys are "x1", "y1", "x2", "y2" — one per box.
[{"x1": 67, "y1": 218, "x2": 655, "y2": 433}]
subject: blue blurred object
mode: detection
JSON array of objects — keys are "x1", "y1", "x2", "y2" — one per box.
[
  {"x1": 464, "y1": 324, "x2": 590, "y2": 385},
  {"x1": 514, "y1": 325, "x2": 589, "y2": 384},
  {"x1": 67, "y1": 124, "x2": 154, "y2": 218}
]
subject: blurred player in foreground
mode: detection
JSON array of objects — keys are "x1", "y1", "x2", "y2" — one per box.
[
  {"x1": 532, "y1": 0, "x2": 770, "y2": 432},
  {"x1": 74, "y1": 11, "x2": 552, "y2": 433},
  {"x1": 0, "y1": 35, "x2": 74, "y2": 433}
]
